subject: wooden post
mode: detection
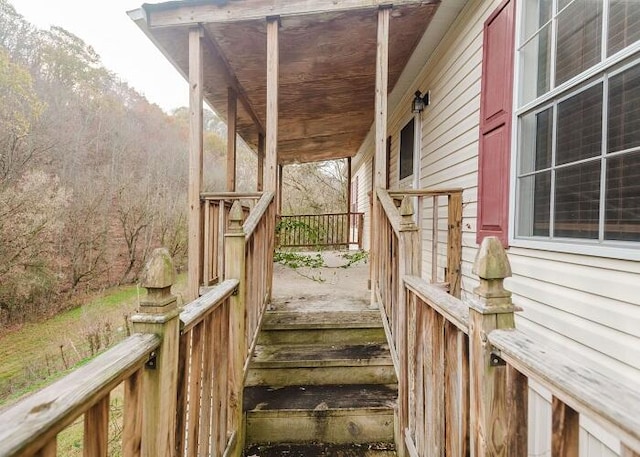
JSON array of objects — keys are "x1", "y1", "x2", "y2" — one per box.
[
  {"x1": 265, "y1": 17, "x2": 279, "y2": 193},
  {"x1": 469, "y1": 237, "x2": 526, "y2": 457},
  {"x1": 188, "y1": 26, "x2": 204, "y2": 301},
  {"x1": 257, "y1": 133, "x2": 265, "y2": 192},
  {"x1": 447, "y1": 191, "x2": 463, "y2": 297},
  {"x1": 347, "y1": 157, "x2": 352, "y2": 214},
  {"x1": 370, "y1": 5, "x2": 390, "y2": 305},
  {"x1": 224, "y1": 202, "x2": 246, "y2": 456},
  {"x1": 278, "y1": 164, "x2": 283, "y2": 214},
  {"x1": 397, "y1": 195, "x2": 420, "y2": 456},
  {"x1": 227, "y1": 87, "x2": 238, "y2": 192},
  {"x1": 131, "y1": 248, "x2": 180, "y2": 457}
]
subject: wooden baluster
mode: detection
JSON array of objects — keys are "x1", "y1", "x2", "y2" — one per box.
[
  {"x1": 469, "y1": 237, "x2": 526, "y2": 457},
  {"x1": 131, "y1": 248, "x2": 180, "y2": 457},
  {"x1": 552, "y1": 397, "x2": 579, "y2": 457},
  {"x1": 224, "y1": 202, "x2": 246, "y2": 456},
  {"x1": 447, "y1": 191, "x2": 463, "y2": 297},
  {"x1": 84, "y1": 395, "x2": 109, "y2": 457},
  {"x1": 431, "y1": 195, "x2": 438, "y2": 283},
  {"x1": 34, "y1": 441, "x2": 57, "y2": 457},
  {"x1": 123, "y1": 369, "x2": 143, "y2": 457}
]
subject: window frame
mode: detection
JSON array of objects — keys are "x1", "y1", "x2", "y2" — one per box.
[
  {"x1": 509, "y1": 0, "x2": 640, "y2": 261},
  {"x1": 398, "y1": 118, "x2": 416, "y2": 182}
]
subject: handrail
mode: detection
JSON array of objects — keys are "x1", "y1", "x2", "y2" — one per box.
[
  {"x1": 201, "y1": 191, "x2": 263, "y2": 200},
  {"x1": 387, "y1": 187, "x2": 463, "y2": 198},
  {"x1": 490, "y1": 328, "x2": 640, "y2": 454},
  {"x1": 0, "y1": 333, "x2": 160, "y2": 456},
  {"x1": 243, "y1": 191, "x2": 274, "y2": 241},
  {"x1": 180, "y1": 279, "x2": 239, "y2": 332},
  {"x1": 280, "y1": 211, "x2": 365, "y2": 218},
  {"x1": 377, "y1": 188, "x2": 402, "y2": 236},
  {"x1": 404, "y1": 275, "x2": 469, "y2": 334}
]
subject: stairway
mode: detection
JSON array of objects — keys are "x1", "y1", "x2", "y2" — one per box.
[{"x1": 243, "y1": 296, "x2": 398, "y2": 456}]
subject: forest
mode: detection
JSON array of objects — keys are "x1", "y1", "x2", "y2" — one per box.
[{"x1": 0, "y1": 0, "x2": 347, "y2": 329}]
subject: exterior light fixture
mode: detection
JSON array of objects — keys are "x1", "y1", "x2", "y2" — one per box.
[{"x1": 411, "y1": 90, "x2": 430, "y2": 113}]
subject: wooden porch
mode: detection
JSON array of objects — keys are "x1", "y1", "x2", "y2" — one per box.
[{"x1": 1, "y1": 1, "x2": 639, "y2": 456}]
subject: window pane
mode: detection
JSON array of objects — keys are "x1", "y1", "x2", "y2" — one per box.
[
  {"x1": 556, "y1": 1, "x2": 602, "y2": 85},
  {"x1": 606, "y1": 151, "x2": 640, "y2": 241},
  {"x1": 520, "y1": 108, "x2": 553, "y2": 173},
  {"x1": 523, "y1": 0, "x2": 553, "y2": 40},
  {"x1": 557, "y1": 0, "x2": 574, "y2": 12},
  {"x1": 399, "y1": 119, "x2": 415, "y2": 180},
  {"x1": 554, "y1": 160, "x2": 601, "y2": 239},
  {"x1": 608, "y1": 63, "x2": 640, "y2": 153},
  {"x1": 608, "y1": 0, "x2": 640, "y2": 56},
  {"x1": 520, "y1": 25, "x2": 552, "y2": 105},
  {"x1": 518, "y1": 171, "x2": 552, "y2": 236},
  {"x1": 556, "y1": 83, "x2": 603, "y2": 165}
]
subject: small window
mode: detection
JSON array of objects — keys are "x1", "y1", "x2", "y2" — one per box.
[{"x1": 399, "y1": 119, "x2": 415, "y2": 180}]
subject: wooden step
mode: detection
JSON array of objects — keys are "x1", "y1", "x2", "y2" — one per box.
[
  {"x1": 244, "y1": 442, "x2": 397, "y2": 456},
  {"x1": 244, "y1": 384, "x2": 396, "y2": 445},
  {"x1": 246, "y1": 343, "x2": 397, "y2": 386}
]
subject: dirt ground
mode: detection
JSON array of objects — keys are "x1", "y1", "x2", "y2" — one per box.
[{"x1": 271, "y1": 251, "x2": 372, "y2": 306}]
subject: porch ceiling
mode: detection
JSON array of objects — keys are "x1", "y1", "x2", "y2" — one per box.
[{"x1": 135, "y1": 1, "x2": 439, "y2": 164}]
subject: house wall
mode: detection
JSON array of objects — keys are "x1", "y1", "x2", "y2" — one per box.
[{"x1": 351, "y1": 0, "x2": 639, "y2": 454}]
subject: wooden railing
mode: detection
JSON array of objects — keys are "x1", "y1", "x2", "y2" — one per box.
[
  {"x1": 0, "y1": 191, "x2": 277, "y2": 457},
  {"x1": 201, "y1": 192, "x2": 260, "y2": 287},
  {"x1": 277, "y1": 212, "x2": 365, "y2": 249},
  {"x1": 389, "y1": 236, "x2": 640, "y2": 457},
  {"x1": 0, "y1": 333, "x2": 160, "y2": 456}
]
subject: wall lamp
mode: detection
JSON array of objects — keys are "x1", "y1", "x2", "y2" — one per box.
[{"x1": 411, "y1": 90, "x2": 430, "y2": 113}]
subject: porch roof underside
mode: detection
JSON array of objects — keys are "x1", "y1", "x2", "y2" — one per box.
[{"x1": 136, "y1": 1, "x2": 439, "y2": 164}]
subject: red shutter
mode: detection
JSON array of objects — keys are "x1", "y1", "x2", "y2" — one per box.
[{"x1": 477, "y1": 0, "x2": 516, "y2": 247}]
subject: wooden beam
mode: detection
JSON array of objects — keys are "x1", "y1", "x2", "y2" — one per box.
[
  {"x1": 146, "y1": 0, "x2": 432, "y2": 27},
  {"x1": 265, "y1": 17, "x2": 279, "y2": 193},
  {"x1": 226, "y1": 87, "x2": 238, "y2": 192},
  {"x1": 552, "y1": 397, "x2": 579, "y2": 457},
  {"x1": 347, "y1": 157, "x2": 352, "y2": 214},
  {"x1": 257, "y1": 133, "x2": 265, "y2": 192},
  {"x1": 201, "y1": 28, "x2": 265, "y2": 134},
  {"x1": 188, "y1": 26, "x2": 204, "y2": 301}
]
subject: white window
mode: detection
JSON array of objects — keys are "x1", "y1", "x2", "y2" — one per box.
[{"x1": 514, "y1": 0, "x2": 640, "y2": 255}]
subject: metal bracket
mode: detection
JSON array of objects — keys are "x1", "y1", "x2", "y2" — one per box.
[
  {"x1": 490, "y1": 350, "x2": 506, "y2": 367},
  {"x1": 146, "y1": 351, "x2": 157, "y2": 370}
]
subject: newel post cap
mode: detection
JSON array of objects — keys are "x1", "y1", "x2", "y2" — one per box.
[
  {"x1": 140, "y1": 248, "x2": 176, "y2": 290},
  {"x1": 472, "y1": 236, "x2": 512, "y2": 280}
]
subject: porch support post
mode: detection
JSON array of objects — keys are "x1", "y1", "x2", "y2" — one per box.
[
  {"x1": 265, "y1": 17, "x2": 279, "y2": 193},
  {"x1": 278, "y1": 164, "x2": 283, "y2": 214},
  {"x1": 371, "y1": 7, "x2": 389, "y2": 306},
  {"x1": 227, "y1": 87, "x2": 238, "y2": 192},
  {"x1": 187, "y1": 26, "x2": 204, "y2": 301},
  {"x1": 257, "y1": 133, "x2": 265, "y2": 191},
  {"x1": 347, "y1": 157, "x2": 352, "y2": 214}
]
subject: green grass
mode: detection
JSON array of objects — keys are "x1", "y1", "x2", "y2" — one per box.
[{"x1": 0, "y1": 274, "x2": 186, "y2": 406}]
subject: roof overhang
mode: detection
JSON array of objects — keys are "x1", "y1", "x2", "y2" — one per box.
[{"x1": 130, "y1": 0, "x2": 441, "y2": 164}]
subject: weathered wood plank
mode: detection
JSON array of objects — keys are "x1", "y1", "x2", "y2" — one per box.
[
  {"x1": 444, "y1": 322, "x2": 469, "y2": 457},
  {"x1": 226, "y1": 87, "x2": 238, "y2": 192},
  {"x1": 552, "y1": 396, "x2": 579, "y2": 457},
  {"x1": 123, "y1": 369, "x2": 143, "y2": 457},
  {"x1": 33, "y1": 440, "x2": 57, "y2": 457},
  {"x1": 186, "y1": 323, "x2": 204, "y2": 457},
  {"x1": 257, "y1": 133, "x2": 265, "y2": 191},
  {"x1": 265, "y1": 17, "x2": 279, "y2": 193},
  {"x1": 447, "y1": 191, "x2": 463, "y2": 298},
  {"x1": 404, "y1": 275, "x2": 469, "y2": 334},
  {"x1": 0, "y1": 334, "x2": 159, "y2": 457},
  {"x1": 84, "y1": 394, "x2": 109, "y2": 457},
  {"x1": 145, "y1": 0, "x2": 432, "y2": 27},
  {"x1": 198, "y1": 314, "x2": 215, "y2": 455},
  {"x1": 388, "y1": 188, "x2": 464, "y2": 198},
  {"x1": 188, "y1": 25, "x2": 204, "y2": 301},
  {"x1": 490, "y1": 328, "x2": 640, "y2": 454},
  {"x1": 425, "y1": 307, "x2": 445, "y2": 456},
  {"x1": 201, "y1": 191, "x2": 263, "y2": 200},
  {"x1": 377, "y1": 189, "x2": 402, "y2": 236},
  {"x1": 506, "y1": 365, "x2": 527, "y2": 456},
  {"x1": 180, "y1": 279, "x2": 238, "y2": 332},
  {"x1": 175, "y1": 330, "x2": 190, "y2": 456},
  {"x1": 243, "y1": 192, "x2": 275, "y2": 240}
]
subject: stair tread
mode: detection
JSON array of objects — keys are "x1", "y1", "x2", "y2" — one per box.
[
  {"x1": 244, "y1": 443, "x2": 397, "y2": 456},
  {"x1": 263, "y1": 311, "x2": 382, "y2": 330},
  {"x1": 252, "y1": 343, "x2": 392, "y2": 367},
  {"x1": 244, "y1": 384, "x2": 397, "y2": 412}
]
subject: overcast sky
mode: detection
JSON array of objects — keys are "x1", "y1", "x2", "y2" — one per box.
[{"x1": 10, "y1": 0, "x2": 189, "y2": 113}]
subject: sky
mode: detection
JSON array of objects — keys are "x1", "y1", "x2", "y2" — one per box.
[{"x1": 10, "y1": 0, "x2": 189, "y2": 113}]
